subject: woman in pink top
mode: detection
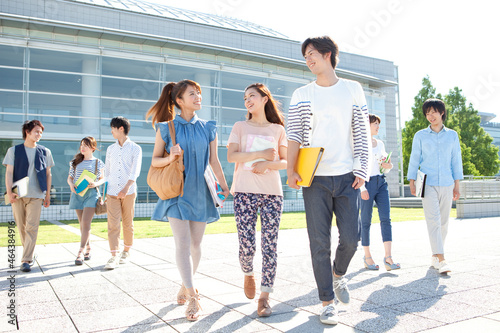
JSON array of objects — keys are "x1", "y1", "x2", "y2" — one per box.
[{"x1": 227, "y1": 83, "x2": 287, "y2": 317}]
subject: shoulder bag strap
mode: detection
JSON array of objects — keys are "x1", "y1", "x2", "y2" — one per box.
[
  {"x1": 93, "y1": 158, "x2": 101, "y2": 197},
  {"x1": 94, "y1": 159, "x2": 98, "y2": 179},
  {"x1": 168, "y1": 120, "x2": 183, "y2": 167},
  {"x1": 168, "y1": 120, "x2": 176, "y2": 146}
]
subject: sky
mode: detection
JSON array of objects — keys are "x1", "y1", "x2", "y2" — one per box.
[{"x1": 149, "y1": 0, "x2": 500, "y2": 124}]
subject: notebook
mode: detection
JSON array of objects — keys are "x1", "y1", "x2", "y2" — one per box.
[
  {"x1": 243, "y1": 134, "x2": 276, "y2": 170},
  {"x1": 204, "y1": 165, "x2": 224, "y2": 208},
  {"x1": 4, "y1": 176, "x2": 29, "y2": 205},
  {"x1": 74, "y1": 170, "x2": 96, "y2": 197},
  {"x1": 415, "y1": 169, "x2": 427, "y2": 198},
  {"x1": 287, "y1": 147, "x2": 324, "y2": 187}
]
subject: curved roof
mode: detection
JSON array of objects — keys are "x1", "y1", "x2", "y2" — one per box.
[{"x1": 71, "y1": 0, "x2": 288, "y2": 39}]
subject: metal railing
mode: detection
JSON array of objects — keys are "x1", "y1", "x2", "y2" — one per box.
[{"x1": 0, "y1": 186, "x2": 306, "y2": 222}]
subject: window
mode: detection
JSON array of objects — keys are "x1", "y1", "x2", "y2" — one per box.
[
  {"x1": 0, "y1": 45, "x2": 25, "y2": 67},
  {"x1": 0, "y1": 68, "x2": 23, "y2": 90},
  {"x1": 102, "y1": 57, "x2": 162, "y2": 80},
  {"x1": 30, "y1": 49, "x2": 98, "y2": 73}
]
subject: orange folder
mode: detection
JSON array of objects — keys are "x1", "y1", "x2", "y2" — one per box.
[{"x1": 288, "y1": 147, "x2": 324, "y2": 187}]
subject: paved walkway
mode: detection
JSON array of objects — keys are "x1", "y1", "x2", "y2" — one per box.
[{"x1": 1, "y1": 217, "x2": 499, "y2": 332}]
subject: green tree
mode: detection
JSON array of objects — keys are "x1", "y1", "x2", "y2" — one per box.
[
  {"x1": 0, "y1": 139, "x2": 14, "y2": 190},
  {"x1": 401, "y1": 76, "x2": 443, "y2": 180},
  {"x1": 445, "y1": 87, "x2": 500, "y2": 176}
]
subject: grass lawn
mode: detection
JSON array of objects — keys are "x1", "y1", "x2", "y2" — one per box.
[
  {"x1": 1, "y1": 208, "x2": 456, "y2": 246},
  {"x1": 0, "y1": 221, "x2": 82, "y2": 247}
]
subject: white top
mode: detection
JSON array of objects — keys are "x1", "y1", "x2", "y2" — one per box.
[
  {"x1": 104, "y1": 138, "x2": 142, "y2": 196},
  {"x1": 287, "y1": 79, "x2": 371, "y2": 180},
  {"x1": 360, "y1": 139, "x2": 392, "y2": 192},
  {"x1": 369, "y1": 139, "x2": 391, "y2": 177},
  {"x1": 311, "y1": 81, "x2": 356, "y2": 176}
]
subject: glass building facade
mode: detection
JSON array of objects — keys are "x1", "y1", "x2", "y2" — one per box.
[
  {"x1": 0, "y1": 0, "x2": 400, "y2": 218},
  {"x1": 0, "y1": 42, "x2": 311, "y2": 200}
]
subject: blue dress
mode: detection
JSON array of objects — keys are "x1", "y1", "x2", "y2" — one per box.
[{"x1": 152, "y1": 115, "x2": 219, "y2": 223}]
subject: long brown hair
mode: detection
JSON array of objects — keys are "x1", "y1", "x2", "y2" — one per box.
[
  {"x1": 71, "y1": 136, "x2": 97, "y2": 169},
  {"x1": 146, "y1": 80, "x2": 202, "y2": 127},
  {"x1": 245, "y1": 83, "x2": 284, "y2": 126}
]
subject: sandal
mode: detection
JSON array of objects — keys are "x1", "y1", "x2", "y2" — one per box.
[
  {"x1": 177, "y1": 285, "x2": 187, "y2": 305},
  {"x1": 363, "y1": 256, "x2": 379, "y2": 270},
  {"x1": 186, "y1": 295, "x2": 202, "y2": 321},
  {"x1": 84, "y1": 245, "x2": 91, "y2": 261},
  {"x1": 384, "y1": 256, "x2": 401, "y2": 271},
  {"x1": 75, "y1": 249, "x2": 84, "y2": 266}
]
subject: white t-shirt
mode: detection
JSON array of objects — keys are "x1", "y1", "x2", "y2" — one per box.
[
  {"x1": 368, "y1": 139, "x2": 390, "y2": 177},
  {"x1": 311, "y1": 80, "x2": 354, "y2": 176}
]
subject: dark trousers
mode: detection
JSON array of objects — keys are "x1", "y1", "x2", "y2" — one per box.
[{"x1": 303, "y1": 173, "x2": 360, "y2": 302}]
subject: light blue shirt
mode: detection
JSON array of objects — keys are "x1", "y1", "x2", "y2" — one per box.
[{"x1": 407, "y1": 125, "x2": 463, "y2": 186}]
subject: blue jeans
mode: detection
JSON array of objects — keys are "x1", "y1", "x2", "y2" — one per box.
[
  {"x1": 303, "y1": 173, "x2": 360, "y2": 302},
  {"x1": 360, "y1": 175, "x2": 392, "y2": 247}
]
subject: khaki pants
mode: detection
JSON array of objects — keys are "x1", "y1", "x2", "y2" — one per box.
[
  {"x1": 12, "y1": 197, "x2": 43, "y2": 262},
  {"x1": 422, "y1": 184, "x2": 454, "y2": 255},
  {"x1": 106, "y1": 193, "x2": 136, "y2": 253}
]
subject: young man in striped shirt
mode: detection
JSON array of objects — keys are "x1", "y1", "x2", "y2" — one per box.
[
  {"x1": 104, "y1": 117, "x2": 142, "y2": 270},
  {"x1": 287, "y1": 36, "x2": 371, "y2": 325}
]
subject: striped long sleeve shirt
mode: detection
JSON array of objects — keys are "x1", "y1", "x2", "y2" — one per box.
[{"x1": 287, "y1": 79, "x2": 371, "y2": 181}]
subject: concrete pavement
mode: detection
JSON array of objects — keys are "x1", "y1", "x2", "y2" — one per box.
[{"x1": 1, "y1": 216, "x2": 499, "y2": 332}]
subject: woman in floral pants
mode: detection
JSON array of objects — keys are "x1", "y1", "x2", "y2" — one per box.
[{"x1": 227, "y1": 83, "x2": 287, "y2": 317}]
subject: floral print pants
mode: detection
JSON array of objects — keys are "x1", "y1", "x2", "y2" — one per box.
[{"x1": 234, "y1": 192, "x2": 283, "y2": 292}]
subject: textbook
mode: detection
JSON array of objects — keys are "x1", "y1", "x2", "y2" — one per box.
[
  {"x1": 379, "y1": 151, "x2": 392, "y2": 174},
  {"x1": 204, "y1": 165, "x2": 225, "y2": 208},
  {"x1": 415, "y1": 169, "x2": 427, "y2": 198},
  {"x1": 288, "y1": 147, "x2": 324, "y2": 187},
  {"x1": 244, "y1": 134, "x2": 276, "y2": 170},
  {"x1": 74, "y1": 169, "x2": 96, "y2": 197},
  {"x1": 4, "y1": 176, "x2": 29, "y2": 205},
  {"x1": 102, "y1": 181, "x2": 108, "y2": 199}
]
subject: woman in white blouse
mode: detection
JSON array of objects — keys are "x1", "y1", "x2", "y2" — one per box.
[{"x1": 360, "y1": 114, "x2": 400, "y2": 271}]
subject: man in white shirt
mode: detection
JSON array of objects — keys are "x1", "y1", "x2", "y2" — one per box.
[
  {"x1": 104, "y1": 117, "x2": 142, "y2": 270},
  {"x1": 287, "y1": 36, "x2": 371, "y2": 325}
]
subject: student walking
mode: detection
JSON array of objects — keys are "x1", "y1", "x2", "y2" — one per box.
[
  {"x1": 3, "y1": 120, "x2": 55, "y2": 272},
  {"x1": 104, "y1": 117, "x2": 142, "y2": 270},
  {"x1": 408, "y1": 98, "x2": 463, "y2": 274},
  {"x1": 360, "y1": 114, "x2": 400, "y2": 271},
  {"x1": 287, "y1": 36, "x2": 371, "y2": 325},
  {"x1": 227, "y1": 83, "x2": 287, "y2": 317},
  {"x1": 67, "y1": 137, "x2": 105, "y2": 265},
  {"x1": 146, "y1": 80, "x2": 229, "y2": 321}
]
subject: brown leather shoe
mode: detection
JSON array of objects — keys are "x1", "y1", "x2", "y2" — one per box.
[
  {"x1": 257, "y1": 298, "x2": 272, "y2": 317},
  {"x1": 244, "y1": 275, "x2": 256, "y2": 299}
]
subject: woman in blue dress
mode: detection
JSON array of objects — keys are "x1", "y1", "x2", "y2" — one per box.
[{"x1": 146, "y1": 80, "x2": 229, "y2": 321}]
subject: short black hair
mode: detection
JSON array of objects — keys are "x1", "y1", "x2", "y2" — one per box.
[
  {"x1": 422, "y1": 98, "x2": 447, "y2": 122},
  {"x1": 22, "y1": 120, "x2": 44, "y2": 140},
  {"x1": 369, "y1": 114, "x2": 381, "y2": 124},
  {"x1": 110, "y1": 116, "x2": 130, "y2": 135},
  {"x1": 301, "y1": 36, "x2": 339, "y2": 69}
]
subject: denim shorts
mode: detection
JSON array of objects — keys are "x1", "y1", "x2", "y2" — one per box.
[{"x1": 69, "y1": 188, "x2": 98, "y2": 210}]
